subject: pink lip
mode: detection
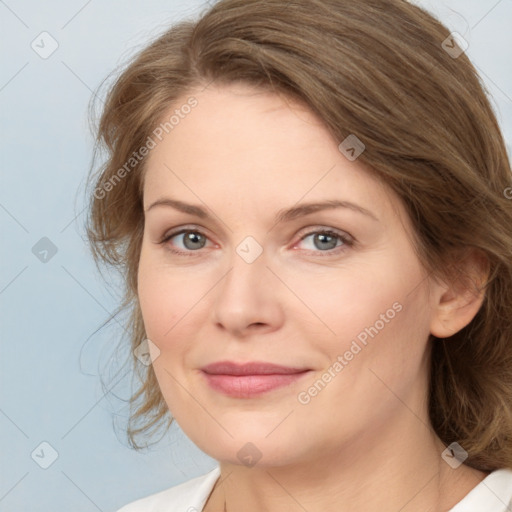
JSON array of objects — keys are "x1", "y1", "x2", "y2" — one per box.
[
  {"x1": 201, "y1": 361, "x2": 309, "y2": 375},
  {"x1": 200, "y1": 361, "x2": 312, "y2": 398}
]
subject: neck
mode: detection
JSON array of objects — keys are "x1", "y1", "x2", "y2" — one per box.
[{"x1": 204, "y1": 410, "x2": 487, "y2": 512}]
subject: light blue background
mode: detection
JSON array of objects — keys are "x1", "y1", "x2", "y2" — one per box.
[{"x1": 0, "y1": 1, "x2": 511, "y2": 511}]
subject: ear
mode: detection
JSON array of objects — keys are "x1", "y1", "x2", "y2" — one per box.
[{"x1": 429, "y1": 248, "x2": 490, "y2": 339}]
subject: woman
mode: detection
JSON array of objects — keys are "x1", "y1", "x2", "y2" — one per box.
[{"x1": 86, "y1": 0, "x2": 512, "y2": 510}]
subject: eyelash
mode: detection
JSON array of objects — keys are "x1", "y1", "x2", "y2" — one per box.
[{"x1": 158, "y1": 226, "x2": 354, "y2": 257}]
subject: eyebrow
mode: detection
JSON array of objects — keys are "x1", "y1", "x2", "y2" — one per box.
[{"x1": 145, "y1": 198, "x2": 379, "y2": 223}]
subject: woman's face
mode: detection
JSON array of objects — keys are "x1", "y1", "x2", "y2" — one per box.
[{"x1": 138, "y1": 82, "x2": 439, "y2": 466}]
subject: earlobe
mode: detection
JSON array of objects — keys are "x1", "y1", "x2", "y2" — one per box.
[{"x1": 429, "y1": 249, "x2": 489, "y2": 339}]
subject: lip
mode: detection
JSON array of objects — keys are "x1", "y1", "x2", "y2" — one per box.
[
  {"x1": 200, "y1": 361, "x2": 312, "y2": 398},
  {"x1": 201, "y1": 360, "x2": 310, "y2": 375}
]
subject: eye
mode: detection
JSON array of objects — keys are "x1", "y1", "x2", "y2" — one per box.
[
  {"x1": 159, "y1": 227, "x2": 212, "y2": 255},
  {"x1": 294, "y1": 228, "x2": 353, "y2": 255},
  {"x1": 158, "y1": 226, "x2": 354, "y2": 257}
]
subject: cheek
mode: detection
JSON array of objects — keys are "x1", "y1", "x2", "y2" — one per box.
[
  {"x1": 287, "y1": 251, "x2": 431, "y2": 376},
  {"x1": 137, "y1": 252, "x2": 188, "y2": 345},
  {"x1": 137, "y1": 257, "x2": 201, "y2": 411},
  {"x1": 137, "y1": 251, "x2": 218, "y2": 363},
  {"x1": 328, "y1": 278, "x2": 432, "y2": 409},
  {"x1": 283, "y1": 261, "x2": 411, "y2": 346},
  {"x1": 293, "y1": 288, "x2": 431, "y2": 445},
  {"x1": 137, "y1": 266, "x2": 170, "y2": 340}
]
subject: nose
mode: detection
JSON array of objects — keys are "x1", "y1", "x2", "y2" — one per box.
[{"x1": 211, "y1": 247, "x2": 285, "y2": 338}]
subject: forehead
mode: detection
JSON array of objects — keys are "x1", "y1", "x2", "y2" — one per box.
[
  {"x1": 142, "y1": 83, "x2": 401, "y2": 225},
  {"x1": 146, "y1": 83, "x2": 335, "y2": 171}
]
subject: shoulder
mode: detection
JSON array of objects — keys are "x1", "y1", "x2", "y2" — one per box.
[
  {"x1": 449, "y1": 468, "x2": 512, "y2": 511},
  {"x1": 116, "y1": 465, "x2": 221, "y2": 512}
]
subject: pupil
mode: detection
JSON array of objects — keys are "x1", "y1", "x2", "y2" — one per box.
[
  {"x1": 184, "y1": 232, "x2": 205, "y2": 250},
  {"x1": 315, "y1": 233, "x2": 337, "y2": 250}
]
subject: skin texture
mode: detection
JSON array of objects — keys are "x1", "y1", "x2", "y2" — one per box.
[{"x1": 138, "y1": 83, "x2": 488, "y2": 511}]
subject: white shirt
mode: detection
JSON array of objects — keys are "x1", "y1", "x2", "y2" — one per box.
[{"x1": 117, "y1": 465, "x2": 512, "y2": 511}]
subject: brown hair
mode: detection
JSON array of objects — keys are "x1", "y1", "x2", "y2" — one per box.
[{"x1": 85, "y1": 0, "x2": 512, "y2": 470}]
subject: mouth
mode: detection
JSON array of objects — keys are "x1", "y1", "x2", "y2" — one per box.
[{"x1": 200, "y1": 361, "x2": 312, "y2": 398}]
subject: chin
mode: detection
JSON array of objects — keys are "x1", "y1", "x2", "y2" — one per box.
[{"x1": 195, "y1": 433, "x2": 306, "y2": 469}]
